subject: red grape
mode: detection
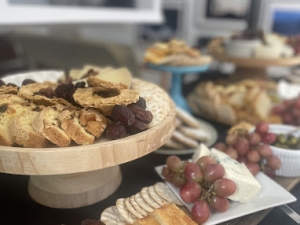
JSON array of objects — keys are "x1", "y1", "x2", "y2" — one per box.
[
  {"x1": 272, "y1": 105, "x2": 285, "y2": 115},
  {"x1": 191, "y1": 199, "x2": 210, "y2": 224},
  {"x1": 238, "y1": 155, "x2": 247, "y2": 163},
  {"x1": 161, "y1": 166, "x2": 169, "y2": 177},
  {"x1": 183, "y1": 162, "x2": 203, "y2": 183},
  {"x1": 247, "y1": 133, "x2": 261, "y2": 145},
  {"x1": 203, "y1": 164, "x2": 225, "y2": 184},
  {"x1": 282, "y1": 112, "x2": 294, "y2": 124},
  {"x1": 234, "y1": 137, "x2": 249, "y2": 155},
  {"x1": 166, "y1": 156, "x2": 184, "y2": 173},
  {"x1": 245, "y1": 162, "x2": 260, "y2": 176},
  {"x1": 180, "y1": 182, "x2": 202, "y2": 203},
  {"x1": 196, "y1": 156, "x2": 216, "y2": 171},
  {"x1": 214, "y1": 142, "x2": 227, "y2": 152},
  {"x1": 255, "y1": 122, "x2": 269, "y2": 135},
  {"x1": 266, "y1": 155, "x2": 281, "y2": 170},
  {"x1": 225, "y1": 147, "x2": 238, "y2": 160},
  {"x1": 210, "y1": 195, "x2": 229, "y2": 212},
  {"x1": 292, "y1": 108, "x2": 300, "y2": 117},
  {"x1": 246, "y1": 149, "x2": 261, "y2": 163},
  {"x1": 225, "y1": 133, "x2": 237, "y2": 146},
  {"x1": 257, "y1": 144, "x2": 272, "y2": 157},
  {"x1": 294, "y1": 98, "x2": 300, "y2": 109},
  {"x1": 261, "y1": 132, "x2": 276, "y2": 144},
  {"x1": 165, "y1": 172, "x2": 186, "y2": 187},
  {"x1": 213, "y1": 178, "x2": 236, "y2": 197}
]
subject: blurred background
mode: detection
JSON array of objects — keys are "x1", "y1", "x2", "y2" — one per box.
[{"x1": 1, "y1": 0, "x2": 300, "y2": 83}]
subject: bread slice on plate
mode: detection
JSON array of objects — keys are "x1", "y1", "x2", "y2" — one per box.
[
  {"x1": 59, "y1": 109, "x2": 95, "y2": 145},
  {"x1": 32, "y1": 105, "x2": 71, "y2": 147},
  {"x1": 150, "y1": 203, "x2": 197, "y2": 225},
  {"x1": 0, "y1": 94, "x2": 33, "y2": 146},
  {"x1": 78, "y1": 108, "x2": 108, "y2": 138},
  {"x1": 8, "y1": 106, "x2": 50, "y2": 148}
]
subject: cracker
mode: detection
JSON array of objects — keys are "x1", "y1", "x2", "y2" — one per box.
[
  {"x1": 148, "y1": 185, "x2": 170, "y2": 206},
  {"x1": 141, "y1": 187, "x2": 160, "y2": 209},
  {"x1": 172, "y1": 130, "x2": 199, "y2": 149},
  {"x1": 176, "y1": 106, "x2": 201, "y2": 128},
  {"x1": 130, "y1": 195, "x2": 148, "y2": 217},
  {"x1": 153, "y1": 182, "x2": 183, "y2": 206},
  {"x1": 116, "y1": 198, "x2": 138, "y2": 224},
  {"x1": 134, "y1": 192, "x2": 154, "y2": 213},
  {"x1": 125, "y1": 197, "x2": 144, "y2": 219},
  {"x1": 100, "y1": 206, "x2": 127, "y2": 225},
  {"x1": 163, "y1": 139, "x2": 185, "y2": 150},
  {"x1": 178, "y1": 126, "x2": 211, "y2": 142}
]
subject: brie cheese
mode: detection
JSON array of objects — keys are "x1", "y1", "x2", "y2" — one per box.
[{"x1": 192, "y1": 144, "x2": 262, "y2": 203}]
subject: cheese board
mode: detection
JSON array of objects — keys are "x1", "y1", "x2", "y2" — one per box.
[{"x1": 0, "y1": 71, "x2": 176, "y2": 208}]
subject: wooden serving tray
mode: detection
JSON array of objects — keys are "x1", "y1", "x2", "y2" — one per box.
[{"x1": 0, "y1": 75, "x2": 176, "y2": 208}]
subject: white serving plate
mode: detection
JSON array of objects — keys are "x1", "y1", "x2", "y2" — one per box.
[
  {"x1": 267, "y1": 124, "x2": 300, "y2": 177},
  {"x1": 155, "y1": 118, "x2": 218, "y2": 155},
  {"x1": 155, "y1": 165, "x2": 296, "y2": 225}
]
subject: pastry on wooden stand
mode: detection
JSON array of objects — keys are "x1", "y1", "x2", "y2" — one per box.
[{"x1": 0, "y1": 67, "x2": 176, "y2": 209}]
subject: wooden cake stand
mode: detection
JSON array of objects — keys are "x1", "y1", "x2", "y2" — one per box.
[
  {"x1": 0, "y1": 80, "x2": 176, "y2": 209},
  {"x1": 219, "y1": 55, "x2": 300, "y2": 80}
]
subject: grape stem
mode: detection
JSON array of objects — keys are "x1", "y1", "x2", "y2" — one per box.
[{"x1": 200, "y1": 184, "x2": 215, "y2": 203}]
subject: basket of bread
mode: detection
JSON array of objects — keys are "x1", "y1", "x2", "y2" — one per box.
[
  {"x1": 144, "y1": 39, "x2": 212, "y2": 66},
  {"x1": 0, "y1": 65, "x2": 173, "y2": 148},
  {"x1": 187, "y1": 78, "x2": 281, "y2": 126}
]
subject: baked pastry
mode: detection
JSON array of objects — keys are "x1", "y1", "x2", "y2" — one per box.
[
  {"x1": 18, "y1": 82, "x2": 73, "y2": 107},
  {"x1": 32, "y1": 105, "x2": 72, "y2": 147},
  {"x1": 9, "y1": 107, "x2": 50, "y2": 148},
  {"x1": 78, "y1": 108, "x2": 108, "y2": 138},
  {"x1": 73, "y1": 86, "x2": 139, "y2": 116},
  {"x1": 59, "y1": 109, "x2": 95, "y2": 145},
  {"x1": 87, "y1": 67, "x2": 132, "y2": 90},
  {"x1": 0, "y1": 94, "x2": 32, "y2": 146}
]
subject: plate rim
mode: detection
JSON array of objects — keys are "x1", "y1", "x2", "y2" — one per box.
[{"x1": 155, "y1": 118, "x2": 218, "y2": 155}]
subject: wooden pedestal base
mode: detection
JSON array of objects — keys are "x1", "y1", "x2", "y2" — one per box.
[{"x1": 28, "y1": 166, "x2": 122, "y2": 208}]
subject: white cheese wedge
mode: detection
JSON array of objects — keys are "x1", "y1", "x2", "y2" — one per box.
[{"x1": 192, "y1": 144, "x2": 262, "y2": 203}]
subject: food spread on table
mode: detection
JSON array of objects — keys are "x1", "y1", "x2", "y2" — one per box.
[
  {"x1": 0, "y1": 65, "x2": 176, "y2": 148},
  {"x1": 208, "y1": 30, "x2": 296, "y2": 59},
  {"x1": 143, "y1": 39, "x2": 212, "y2": 66}
]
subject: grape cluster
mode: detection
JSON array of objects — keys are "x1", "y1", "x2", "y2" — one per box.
[
  {"x1": 272, "y1": 96, "x2": 300, "y2": 125},
  {"x1": 161, "y1": 155, "x2": 236, "y2": 224},
  {"x1": 214, "y1": 122, "x2": 281, "y2": 176},
  {"x1": 105, "y1": 97, "x2": 153, "y2": 140}
]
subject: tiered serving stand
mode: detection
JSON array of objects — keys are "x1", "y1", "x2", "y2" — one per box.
[
  {"x1": 0, "y1": 74, "x2": 176, "y2": 209},
  {"x1": 147, "y1": 63, "x2": 210, "y2": 112}
]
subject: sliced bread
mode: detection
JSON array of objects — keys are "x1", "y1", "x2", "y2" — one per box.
[
  {"x1": 8, "y1": 106, "x2": 50, "y2": 148},
  {"x1": 59, "y1": 109, "x2": 95, "y2": 145},
  {"x1": 32, "y1": 105, "x2": 71, "y2": 147}
]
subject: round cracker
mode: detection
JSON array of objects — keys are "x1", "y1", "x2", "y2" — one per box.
[
  {"x1": 124, "y1": 197, "x2": 144, "y2": 219},
  {"x1": 153, "y1": 182, "x2": 183, "y2": 206},
  {"x1": 176, "y1": 106, "x2": 201, "y2": 128},
  {"x1": 172, "y1": 130, "x2": 199, "y2": 149},
  {"x1": 116, "y1": 198, "x2": 137, "y2": 224},
  {"x1": 100, "y1": 206, "x2": 127, "y2": 225},
  {"x1": 129, "y1": 195, "x2": 148, "y2": 217},
  {"x1": 141, "y1": 187, "x2": 160, "y2": 209},
  {"x1": 134, "y1": 192, "x2": 154, "y2": 213},
  {"x1": 148, "y1": 185, "x2": 170, "y2": 206}
]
